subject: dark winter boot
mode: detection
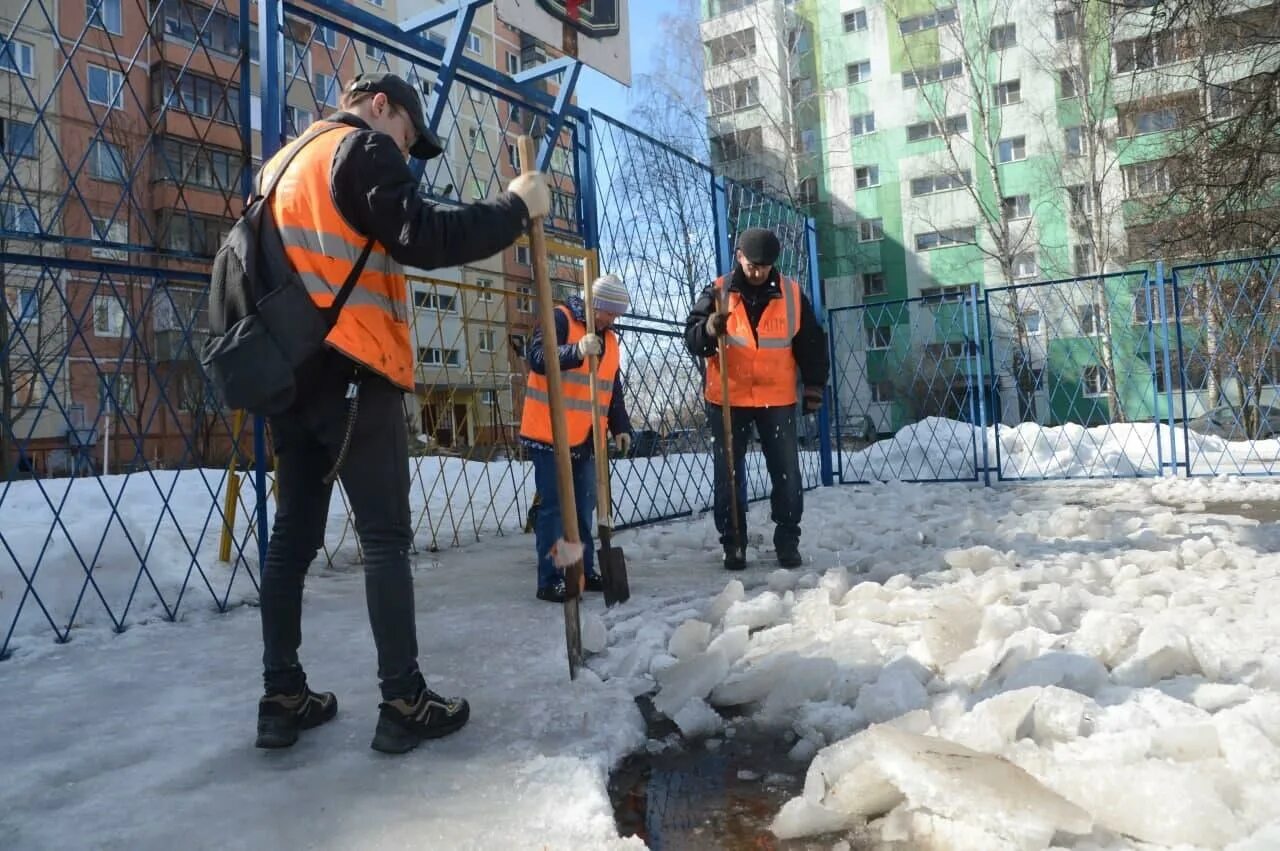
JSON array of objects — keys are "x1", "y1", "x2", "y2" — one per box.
[
  {"x1": 255, "y1": 687, "x2": 338, "y2": 749},
  {"x1": 371, "y1": 679, "x2": 471, "y2": 754},
  {"x1": 723, "y1": 544, "x2": 747, "y2": 571},
  {"x1": 536, "y1": 580, "x2": 567, "y2": 603},
  {"x1": 583, "y1": 573, "x2": 605, "y2": 592},
  {"x1": 777, "y1": 545, "x2": 803, "y2": 569}
]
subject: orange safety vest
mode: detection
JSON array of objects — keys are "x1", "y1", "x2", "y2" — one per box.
[
  {"x1": 263, "y1": 122, "x2": 414, "y2": 390},
  {"x1": 704, "y1": 275, "x2": 801, "y2": 407},
  {"x1": 520, "y1": 305, "x2": 621, "y2": 446}
]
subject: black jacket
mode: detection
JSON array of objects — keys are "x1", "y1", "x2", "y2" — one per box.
[
  {"x1": 324, "y1": 112, "x2": 530, "y2": 269},
  {"x1": 683, "y1": 265, "x2": 829, "y2": 390}
]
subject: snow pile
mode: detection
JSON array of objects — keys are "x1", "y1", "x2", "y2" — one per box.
[{"x1": 593, "y1": 476, "x2": 1280, "y2": 849}]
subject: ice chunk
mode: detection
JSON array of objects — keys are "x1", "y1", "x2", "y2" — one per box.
[
  {"x1": 707, "y1": 579, "x2": 745, "y2": 625},
  {"x1": 759, "y1": 657, "x2": 838, "y2": 722},
  {"x1": 1229, "y1": 821, "x2": 1280, "y2": 851},
  {"x1": 1033, "y1": 756, "x2": 1241, "y2": 847},
  {"x1": 920, "y1": 597, "x2": 981, "y2": 668},
  {"x1": 671, "y1": 698, "x2": 724, "y2": 739},
  {"x1": 711, "y1": 652, "x2": 794, "y2": 708},
  {"x1": 1069, "y1": 610, "x2": 1141, "y2": 668},
  {"x1": 1149, "y1": 724, "x2": 1221, "y2": 762},
  {"x1": 819, "y1": 567, "x2": 852, "y2": 603},
  {"x1": 723, "y1": 591, "x2": 786, "y2": 631},
  {"x1": 766, "y1": 569, "x2": 799, "y2": 593},
  {"x1": 946, "y1": 688, "x2": 1039, "y2": 753},
  {"x1": 1031, "y1": 687, "x2": 1094, "y2": 744},
  {"x1": 1001, "y1": 651, "x2": 1109, "y2": 697},
  {"x1": 788, "y1": 737, "x2": 819, "y2": 762},
  {"x1": 770, "y1": 797, "x2": 853, "y2": 840},
  {"x1": 653, "y1": 648, "x2": 730, "y2": 718},
  {"x1": 855, "y1": 664, "x2": 929, "y2": 724},
  {"x1": 667, "y1": 619, "x2": 711, "y2": 659},
  {"x1": 1190, "y1": 682, "x2": 1254, "y2": 712},
  {"x1": 870, "y1": 728, "x2": 1093, "y2": 845},
  {"x1": 581, "y1": 613, "x2": 607, "y2": 655},
  {"x1": 705, "y1": 624, "x2": 750, "y2": 666},
  {"x1": 943, "y1": 545, "x2": 1008, "y2": 574},
  {"x1": 1112, "y1": 623, "x2": 1202, "y2": 687}
]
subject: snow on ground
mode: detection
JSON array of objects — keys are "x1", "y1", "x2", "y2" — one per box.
[{"x1": 2, "y1": 473, "x2": 1280, "y2": 849}]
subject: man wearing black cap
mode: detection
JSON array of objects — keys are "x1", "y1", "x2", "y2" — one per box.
[
  {"x1": 683, "y1": 228, "x2": 829, "y2": 570},
  {"x1": 251, "y1": 73, "x2": 551, "y2": 755}
]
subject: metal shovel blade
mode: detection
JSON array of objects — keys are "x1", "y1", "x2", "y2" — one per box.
[{"x1": 598, "y1": 537, "x2": 629, "y2": 607}]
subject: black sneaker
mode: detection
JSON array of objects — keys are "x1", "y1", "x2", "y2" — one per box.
[
  {"x1": 371, "y1": 684, "x2": 471, "y2": 754},
  {"x1": 723, "y1": 546, "x2": 747, "y2": 571},
  {"x1": 255, "y1": 687, "x2": 337, "y2": 749},
  {"x1": 583, "y1": 573, "x2": 605, "y2": 592},
  {"x1": 536, "y1": 581, "x2": 566, "y2": 603},
  {"x1": 777, "y1": 546, "x2": 803, "y2": 568}
]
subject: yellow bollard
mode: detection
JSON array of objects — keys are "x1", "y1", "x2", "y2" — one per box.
[{"x1": 218, "y1": 410, "x2": 246, "y2": 563}]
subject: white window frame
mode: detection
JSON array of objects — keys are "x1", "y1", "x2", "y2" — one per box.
[
  {"x1": 1013, "y1": 252, "x2": 1038, "y2": 279},
  {"x1": 1, "y1": 39, "x2": 36, "y2": 77},
  {"x1": 93, "y1": 294, "x2": 128, "y2": 337},
  {"x1": 989, "y1": 23, "x2": 1016, "y2": 51},
  {"x1": 87, "y1": 0, "x2": 124, "y2": 35},
  {"x1": 1, "y1": 201, "x2": 39, "y2": 234},
  {"x1": 1002, "y1": 194, "x2": 1032, "y2": 220},
  {"x1": 13, "y1": 287, "x2": 38, "y2": 324},
  {"x1": 466, "y1": 33, "x2": 482, "y2": 55},
  {"x1": 866, "y1": 325, "x2": 892, "y2": 351},
  {"x1": 870, "y1": 381, "x2": 893, "y2": 403},
  {"x1": 314, "y1": 71, "x2": 340, "y2": 108},
  {"x1": 480, "y1": 389, "x2": 497, "y2": 406},
  {"x1": 90, "y1": 138, "x2": 127, "y2": 182},
  {"x1": 862, "y1": 272, "x2": 885, "y2": 296},
  {"x1": 478, "y1": 329, "x2": 496, "y2": 352},
  {"x1": 516, "y1": 286, "x2": 533, "y2": 312},
  {"x1": 505, "y1": 53, "x2": 519, "y2": 75},
  {"x1": 858, "y1": 218, "x2": 883, "y2": 243},
  {"x1": 998, "y1": 136, "x2": 1027, "y2": 163},
  {"x1": 476, "y1": 277, "x2": 495, "y2": 302},
  {"x1": 91, "y1": 216, "x2": 128, "y2": 260},
  {"x1": 516, "y1": 245, "x2": 530, "y2": 266},
  {"x1": 854, "y1": 165, "x2": 879, "y2": 189},
  {"x1": 844, "y1": 9, "x2": 868, "y2": 32},
  {"x1": 87, "y1": 64, "x2": 125, "y2": 109},
  {"x1": 1083, "y1": 365, "x2": 1108, "y2": 397},
  {"x1": 850, "y1": 112, "x2": 875, "y2": 136},
  {"x1": 847, "y1": 61, "x2": 871, "y2": 85},
  {"x1": 1064, "y1": 126, "x2": 1083, "y2": 157},
  {"x1": 994, "y1": 80, "x2": 1021, "y2": 106},
  {"x1": 99, "y1": 372, "x2": 135, "y2": 414}
]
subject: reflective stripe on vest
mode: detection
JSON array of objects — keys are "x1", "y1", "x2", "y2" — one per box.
[
  {"x1": 265, "y1": 122, "x2": 414, "y2": 390},
  {"x1": 519, "y1": 305, "x2": 621, "y2": 446},
  {"x1": 705, "y1": 275, "x2": 802, "y2": 408}
]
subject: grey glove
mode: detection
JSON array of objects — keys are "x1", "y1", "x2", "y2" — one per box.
[
  {"x1": 509, "y1": 172, "x2": 551, "y2": 219},
  {"x1": 577, "y1": 333, "x2": 603, "y2": 358}
]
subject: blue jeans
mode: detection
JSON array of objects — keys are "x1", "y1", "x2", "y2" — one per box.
[
  {"x1": 530, "y1": 447, "x2": 596, "y2": 589},
  {"x1": 707, "y1": 403, "x2": 803, "y2": 551}
]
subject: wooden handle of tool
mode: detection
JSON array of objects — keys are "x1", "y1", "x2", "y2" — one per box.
[
  {"x1": 717, "y1": 281, "x2": 739, "y2": 541},
  {"x1": 519, "y1": 136, "x2": 581, "y2": 549}
]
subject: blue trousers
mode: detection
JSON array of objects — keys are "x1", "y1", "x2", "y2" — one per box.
[{"x1": 530, "y1": 447, "x2": 597, "y2": 589}]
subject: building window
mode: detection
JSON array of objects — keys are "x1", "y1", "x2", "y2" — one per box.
[
  {"x1": 1054, "y1": 8, "x2": 1078, "y2": 40},
  {"x1": 155, "y1": 137, "x2": 243, "y2": 191},
  {"x1": 159, "y1": 211, "x2": 231, "y2": 256},
  {"x1": 798, "y1": 177, "x2": 818, "y2": 205},
  {"x1": 1122, "y1": 105, "x2": 1182, "y2": 136},
  {"x1": 844, "y1": 10, "x2": 868, "y2": 32},
  {"x1": 866, "y1": 325, "x2": 892, "y2": 350},
  {"x1": 477, "y1": 329, "x2": 496, "y2": 352},
  {"x1": 466, "y1": 33, "x2": 482, "y2": 54},
  {"x1": 316, "y1": 24, "x2": 337, "y2": 48},
  {"x1": 1067, "y1": 184, "x2": 1095, "y2": 216},
  {"x1": 711, "y1": 126, "x2": 763, "y2": 161},
  {"x1": 910, "y1": 170, "x2": 971, "y2": 196},
  {"x1": 921, "y1": 285, "x2": 969, "y2": 302},
  {"x1": 93, "y1": 295, "x2": 128, "y2": 336},
  {"x1": 1115, "y1": 30, "x2": 1193, "y2": 73},
  {"x1": 1083, "y1": 365, "x2": 1108, "y2": 397},
  {"x1": 898, "y1": 6, "x2": 957, "y2": 34},
  {"x1": 906, "y1": 114, "x2": 967, "y2": 142},
  {"x1": 516, "y1": 245, "x2": 530, "y2": 266},
  {"x1": 417, "y1": 347, "x2": 461, "y2": 367},
  {"x1": 285, "y1": 105, "x2": 313, "y2": 136},
  {"x1": 0, "y1": 39, "x2": 36, "y2": 77},
  {"x1": 89, "y1": 139, "x2": 127, "y2": 182},
  {"x1": 315, "y1": 72, "x2": 340, "y2": 108},
  {"x1": 846, "y1": 61, "x2": 871, "y2": 85},
  {"x1": 157, "y1": 67, "x2": 241, "y2": 123},
  {"x1": 2, "y1": 118, "x2": 36, "y2": 159},
  {"x1": 88, "y1": 65, "x2": 126, "y2": 109},
  {"x1": 1074, "y1": 245, "x2": 1098, "y2": 275},
  {"x1": 1013, "y1": 252, "x2": 1037, "y2": 279},
  {"x1": 902, "y1": 60, "x2": 961, "y2": 89},
  {"x1": 510, "y1": 334, "x2": 527, "y2": 356},
  {"x1": 1059, "y1": 69, "x2": 1079, "y2": 98},
  {"x1": 1, "y1": 202, "x2": 39, "y2": 234},
  {"x1": 506, "y1": 53, "x2": 519, "y2": 74},
  {"x1": 850, "y1": 112, "x2": 875, "y2": 136},
  {"x1": 706, "y1": 28, "x2": 756, "y2": 66},
  {"x1": 994, "y1": 80, "x2": 1021, "y2": 106},
  {"x1": 516, "y1": 286, "x2": 532, "y2": 312},
  {"x1": 1023, "y1": 310, "x2": 1043, "y2": 334},
  {"x1": 413, "y1": 290, "x2": 458, "y2": 313},
  {"x1": 99, "y1": 373, "x2": 136, "y2": 413},
  {"x1": 871, "y1": 381, "x2": 894, "y2": 403},
  {"x1": 476, "y1": 277, "x2": 495, "y2": 302},
  {"x1": 858, "y1": 218, "x2": 883, "y2": 242},
  {"x1": 1123, "y1": 160, "x2": 1174, "y2": 197},
  {"x1": 862, "y1": 272, "x2": 885, "y2": 296},
  {"x1": 989, "y1": 24, "x2": 1016, "y2": 50},
  {"x1": 1064, "y1": 126, "x2": 1083, "y2": 157},
  {"x1": 925, "y1": 342, "x2": 965, "y2": 361},
  {"x1": 1002, "y1": 194, "x2": 1031, "y2": 220},
  {"x1": 91, "y1": 217, "x2": 128, "y2": 260},
  {"x1": 915, "y1": 227, "x2": 976, "y2": 251},
  {"x1": 366, "y1": 0, "x2": 384, "y2": 7},
  {"x1": 480, "y1": 389, "x2": 497, "y2": 405},
  {"x1": 12, "y1": 287, "x2": 38, "y2": 324},
  {"x1": 855, "y1": 165, "x2": 879, "y2": 188},
  {"x1": 365, "y1": 43, "x2": 386, "y2": 63},
  {"x1": 710, "y1": 78, "x2": 760, "y2": 114},
  {"x1": 997, "y1": 136, "x2": 1026, "y2": 163},
  {"x1": 87, "y1": 0, "x2": 124, "y2": 35}
]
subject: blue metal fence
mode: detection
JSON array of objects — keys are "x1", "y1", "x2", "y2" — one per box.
[
  {"x1": 830, "y1": 256, "x2": 1280, "y2": 483},
  {"x1": 0, "y1": 0, "x2": 821, "y2": 654}
]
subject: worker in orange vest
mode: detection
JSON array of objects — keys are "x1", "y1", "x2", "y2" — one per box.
[
  {"x1": 520, "y1": 275, "x2": 633, "y2": 602},
  {"x1": 684, "y1": 228, "x2": 829, "y2": 571},
  {"x1": 253, "y1": 73, "x2": 551, "y2": 756}
]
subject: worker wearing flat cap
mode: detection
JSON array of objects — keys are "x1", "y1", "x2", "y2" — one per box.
[{"x1": 683, "y1": 227, "x2": 829, "y2": 571}]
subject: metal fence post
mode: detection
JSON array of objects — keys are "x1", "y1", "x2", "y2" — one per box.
[
  {"x1": 1144, "y1": 269, "x2": 1164, "y2": 475},
  {"x1": 1154, "y1": 261, "x2": 1179, "y2": 475},
  {"x1": 967, "y1": 285, "x2": 991, "y2": 486},
  {"x1": 981, "y1": 295, "x2": 1002, "y2": 481},
  {"x1": 806, "y1": 218, "x2": 834, "y2": 486},
  {"x1": 711, "y1": 174, "x2": 732, "y2": 276}
]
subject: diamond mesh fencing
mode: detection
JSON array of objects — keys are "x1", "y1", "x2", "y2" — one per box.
[{"x1": 1, "y1": 3, "x2": 822, "y2": 653}]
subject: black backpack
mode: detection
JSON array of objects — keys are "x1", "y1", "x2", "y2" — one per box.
[{"x1": 202, "y1": 123, "x2": 373, "y2": 416}]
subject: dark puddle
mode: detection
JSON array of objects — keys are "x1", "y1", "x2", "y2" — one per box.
[{"x1": 609, "y1": 696, "x2": 854, "y2": 850}]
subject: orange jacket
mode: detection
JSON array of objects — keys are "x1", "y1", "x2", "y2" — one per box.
[
  {"x1": 704, "y1": 274, "x2": 801, "y2": 407},
  {"x1": 520, "y1": 305, "x2": 621, "y2": 446},
  {"x1": 264, "y1": 122, "x2": 413, "y2": 390}
]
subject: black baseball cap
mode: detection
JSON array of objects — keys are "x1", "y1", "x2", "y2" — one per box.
[
  {"x1": 736, "y1": 228, "x2": 782, "y2": 265},
  {"x1": 346, "y1": 72, "x2": 444, "y2": 160}
]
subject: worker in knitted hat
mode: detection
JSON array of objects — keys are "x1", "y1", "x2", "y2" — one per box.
[
  {"x1": 683, "y1": 228, "x2": 829, "y2": 571},
  {"x1": 519, "y1": 274, "x2": 634, "y2": 603}
]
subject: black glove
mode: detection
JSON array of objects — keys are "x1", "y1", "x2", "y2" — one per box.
[{"x1": 803, "y1": 386, "x2": 824, "y2": 413}]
